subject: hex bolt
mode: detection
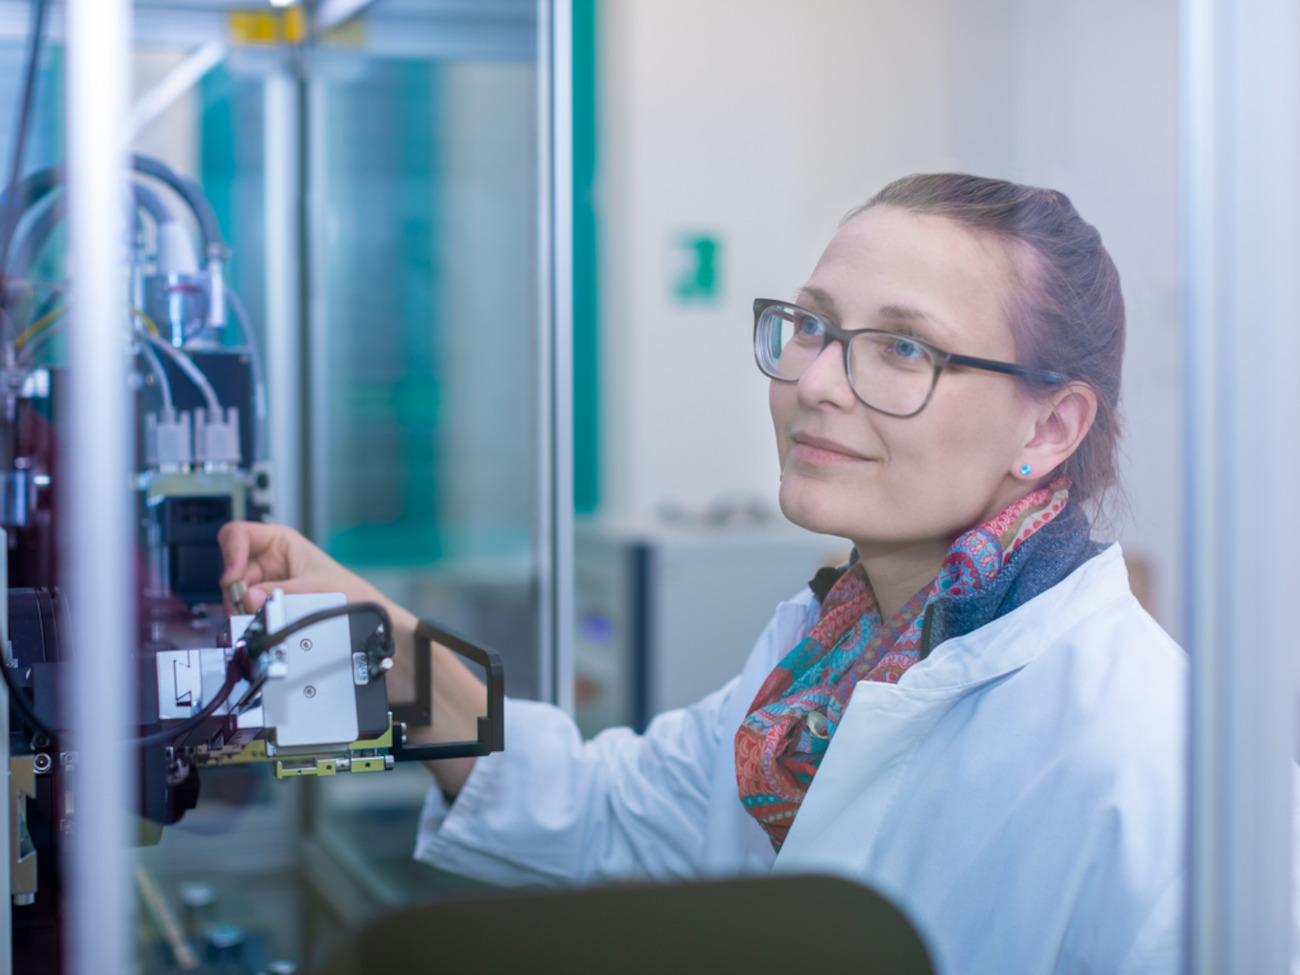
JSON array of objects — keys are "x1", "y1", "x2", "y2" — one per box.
[
  {"x1": 299, "y1": 638, "x2": 312, "y2": 651},
  {"x1": 303, "y1": 685, "x2": 316, "y2": 699}
]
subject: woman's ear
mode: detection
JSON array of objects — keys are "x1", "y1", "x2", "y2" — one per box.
[{"x1": 1016, "y1": 383, "x2": 1098, "y2": 478}]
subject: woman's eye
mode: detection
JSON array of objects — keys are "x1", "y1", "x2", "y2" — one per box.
[
  {"x1": 890, "y1": 338, "x2": 924, "y2": 360},
  {"x1": 794, "y1": 314, "x2": 822, "y2": 337}
]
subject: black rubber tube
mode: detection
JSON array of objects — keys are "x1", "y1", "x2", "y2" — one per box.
[
  {"x1": 130, "y1": 154, "x2": 225, "y2": 255},
  {"x1": 10, "y1": 181, "x2": 174, "y2": 279},
  {"x1": 0, "y1": 155, "x2": 226, "y2": 265}
]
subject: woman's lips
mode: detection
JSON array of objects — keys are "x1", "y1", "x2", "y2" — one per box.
[{"x1": 789, "y1": 436, "x2": 872, "y2": 466}]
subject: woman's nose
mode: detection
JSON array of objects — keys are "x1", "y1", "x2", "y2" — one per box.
[{"x1": 797, "y1": 340, "x2": 858, "y2": 408}]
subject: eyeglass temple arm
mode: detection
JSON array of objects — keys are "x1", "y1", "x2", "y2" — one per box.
[{"x1": 945, "y1": 352, "x2": 1069, "y2": 386}]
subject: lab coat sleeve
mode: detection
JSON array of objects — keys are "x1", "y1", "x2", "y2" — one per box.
[
  {"x1": 414, "y1": 681, "x2": 744, "y2": 887},
  {"x1": 413, "y1": 589, "x2": 818, "y2": 888}
]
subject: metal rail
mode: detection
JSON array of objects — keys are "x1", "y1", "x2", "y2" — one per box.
[
  {"x1": 537, "y1": 0, "x2": 575, "y2": 711},
  {"x1": 1183, "y1": 0, "x2": 1300, "y2": 970},
  {"x1": 65, "y1": 1, "x2": 134, "y2": 973}
]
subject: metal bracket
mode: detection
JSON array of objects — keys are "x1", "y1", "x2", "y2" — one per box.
[
  {"x1": 9, "y1": 756, "x2": 36, "y2": 905},
  {"x1": 390, "y1": 619, "x2": 504, "y2": 762}
]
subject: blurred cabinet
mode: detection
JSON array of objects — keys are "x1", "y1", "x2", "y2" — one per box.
[{"x1": 575, "y1": 519, "x2": 847, "y2": 736}]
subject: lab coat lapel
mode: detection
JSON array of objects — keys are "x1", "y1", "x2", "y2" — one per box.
[
  {"x1": 773, "y1": 677, "x2": 973, "y2": 878},
  {"x1": 771, "y1": 544, "x2": 1130, "y2": 877}
]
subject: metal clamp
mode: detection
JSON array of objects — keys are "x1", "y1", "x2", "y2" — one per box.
[
  {"x1": 390, "y1": 619, "x2": 504, "y2": 762},
  {"x1": 10, "y1": 755, "x2": 36, "y2": 904}
]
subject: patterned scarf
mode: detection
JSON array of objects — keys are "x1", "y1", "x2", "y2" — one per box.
[{"x1": 734, "y1": 479, "x2": 1075, "y2": 850}]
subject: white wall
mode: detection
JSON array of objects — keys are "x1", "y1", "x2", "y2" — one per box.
[
  {"x1": 131, "y1": 49, "x2": 201, "y2": 177},
  {"x1": 597, "y1": 0, "x2": 1182, "y2": 633}
]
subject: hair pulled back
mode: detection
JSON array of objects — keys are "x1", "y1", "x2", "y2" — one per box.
[{"x1": 850, "y1": 173, "x2": 1125, "y2": 508}]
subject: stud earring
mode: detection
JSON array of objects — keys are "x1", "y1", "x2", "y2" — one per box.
[{"x1": 1020, "y1": 464, "x2": 1032, "y2": 476}]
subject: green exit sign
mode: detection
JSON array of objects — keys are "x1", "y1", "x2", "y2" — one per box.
[{"x1": 674, "y1": 233, "x2": 722, "y2": 303}]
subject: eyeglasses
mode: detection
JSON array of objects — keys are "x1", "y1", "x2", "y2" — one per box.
[{"x1": 753, "y1": 298, "x2": 1070, "y2": 418}]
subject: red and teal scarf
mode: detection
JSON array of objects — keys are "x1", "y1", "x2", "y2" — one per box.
[{"x1": 734, "y1": 479, "x2": 1072, "y2": 850}]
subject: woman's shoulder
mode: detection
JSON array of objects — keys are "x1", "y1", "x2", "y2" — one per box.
[
  {"x1": 906, "y1": 542, "x2": 1182, "y2": 693},
  {"x1": 1000, "y1": 544, "x2": 1188, "y2": 773},
  {"x1": 1041, "y1": 542, "x2": 1187, "y2": 671}
]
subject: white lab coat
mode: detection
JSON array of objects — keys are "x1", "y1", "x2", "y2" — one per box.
[{"x1": 413, "y1": 544, "x2": 1199, "y2": 972}]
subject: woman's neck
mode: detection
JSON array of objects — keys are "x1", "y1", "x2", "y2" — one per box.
[{"x1": 853, "y1": 537, "x2": 955, "y2": 621}]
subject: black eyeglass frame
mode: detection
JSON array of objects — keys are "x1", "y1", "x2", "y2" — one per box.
[{"x1": 752, "y1": 298, "x2": 1072, "y2": 419}]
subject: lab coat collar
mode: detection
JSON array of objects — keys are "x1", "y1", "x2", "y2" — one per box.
[{"x1": 898, "y1": 541, "x2": 1129, "y2": 691}]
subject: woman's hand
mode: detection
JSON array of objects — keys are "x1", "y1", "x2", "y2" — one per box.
[
  {"x1": 217, "y1": 521, "x2": 380, "y2": 612},
  {"x1": 217, "y1": 520, "x2": 486, "y2": 796}
]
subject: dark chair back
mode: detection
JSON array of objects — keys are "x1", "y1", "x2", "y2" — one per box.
[{"x1": 315, "y1": 872, "x2": 935, "y2": 974}]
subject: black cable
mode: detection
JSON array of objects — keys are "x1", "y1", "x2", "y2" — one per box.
[
  {"x1": 244, "y1": 601, "x2": 394, "y2": 661},
  {"x1": 226, "y1": 289, "x2": 267, "y2": 462},
  {"x1": 133, "y1": 602, "x2": 393, "y2": 750},
  {"x1": 130, "y1": 154, "x2": 225, "y2": 255},
  {"x1": 131, "y1": 661, "x2": 240, "y2": 749},
  {"x1": 0, "y1": 164, "x2": 60, "y2": 266},
  {"x1": 0, "y1": 658, "x2": 56, "y2": 743}
]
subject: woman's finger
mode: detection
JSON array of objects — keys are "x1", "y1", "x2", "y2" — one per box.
[
  {"x1": 245, "y1": 573, "x2": 341, "y2": 613},
  {"x1": 242, "y1": 561, "x2": 267, "y2": 588},
  {"x1": 217, "y1": 522, "x2": 252, "y2": 586}
]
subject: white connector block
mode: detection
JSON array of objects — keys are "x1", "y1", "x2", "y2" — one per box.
[
  {"x1": 260, "y1": 590, "x2": 359, "y2": 749},
  {"x1": 145, "y1": 408, "x2": 192, "y2": 470},
  {"x1": 156, "y1": 219, "x2": 200, "y2": 275},
  {"x1": 194, "y1": 406, "x2": 240, "y2": 466}
]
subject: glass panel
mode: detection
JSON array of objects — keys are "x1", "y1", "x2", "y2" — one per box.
[
  {"x1": 301, "y1": 4, "x2": 544, "y2": 965},
  {"x1": 5, "y1": 3, "x2": 546, "y2": 972},
  {"x1": 311, "y1": 49, "x2": 540, "y2": 702}
]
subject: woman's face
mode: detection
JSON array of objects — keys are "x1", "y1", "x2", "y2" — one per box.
[{"x1": 770, "y1": 205, "x2": 1045, "y2": 555}]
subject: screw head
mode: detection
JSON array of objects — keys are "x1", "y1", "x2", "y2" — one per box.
[
  {"x1": 303, "y1": 685, "x2": 316, "y2": 698},
  {"x1": 299, "y1": 638, "x2": 312, "y2": 651}
]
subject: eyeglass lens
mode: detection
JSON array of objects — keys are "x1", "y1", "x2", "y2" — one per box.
[{"x1": 758, "y1": 304, "x2": 937, "y2": 416}]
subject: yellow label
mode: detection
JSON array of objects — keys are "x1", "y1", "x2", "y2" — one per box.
[
  {"x1": 228, "y1": 9, "x2": 305, "y2": 46},
  {"x1": 283, "y1": 7, "x2": 307, "y2": 43}
]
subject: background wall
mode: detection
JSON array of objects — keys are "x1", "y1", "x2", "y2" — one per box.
[{"x1": 594, "y1": 0, "x2": 1181, "y2": 632}]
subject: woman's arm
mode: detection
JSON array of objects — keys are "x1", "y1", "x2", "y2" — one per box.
[{"x1": 217, "y1": 521, "x2": 485, "y2": 795}]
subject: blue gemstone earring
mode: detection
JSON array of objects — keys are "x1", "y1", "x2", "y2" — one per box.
[{"x1": 1020, "y1": 464, "x2": 1032, "y2": 476}]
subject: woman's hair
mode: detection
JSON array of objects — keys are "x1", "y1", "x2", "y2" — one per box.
[{"x1": 849, "y1": 173, "x2": 1125, "y2": 510}]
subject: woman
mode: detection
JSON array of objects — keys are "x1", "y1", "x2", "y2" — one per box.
[{"x1": 219, "y1": 175, "x2": 1187, "y2": 973}]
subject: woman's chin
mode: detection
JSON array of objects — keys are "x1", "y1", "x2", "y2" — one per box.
[{"x1": 778, "y1": 480, "x2": 856, "y2": 539}]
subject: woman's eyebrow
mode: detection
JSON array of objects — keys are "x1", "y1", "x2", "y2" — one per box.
[
  {"x1": 877, "y1": 304, "x2": 949, "y2": 342},
  {"x1": 796, "y1": 289, "x2": 952, "y2": 343},
  {"x1": 877, "y1": 304, "x2": 933, "y2": 325},
  {"x1": 796, "y1": 285, "x2": 839, "y2": 316}
]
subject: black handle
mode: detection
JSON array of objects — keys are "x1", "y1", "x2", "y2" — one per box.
[{"x1": 390, "y1": 619, "x2": 504, "y2": 762}]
